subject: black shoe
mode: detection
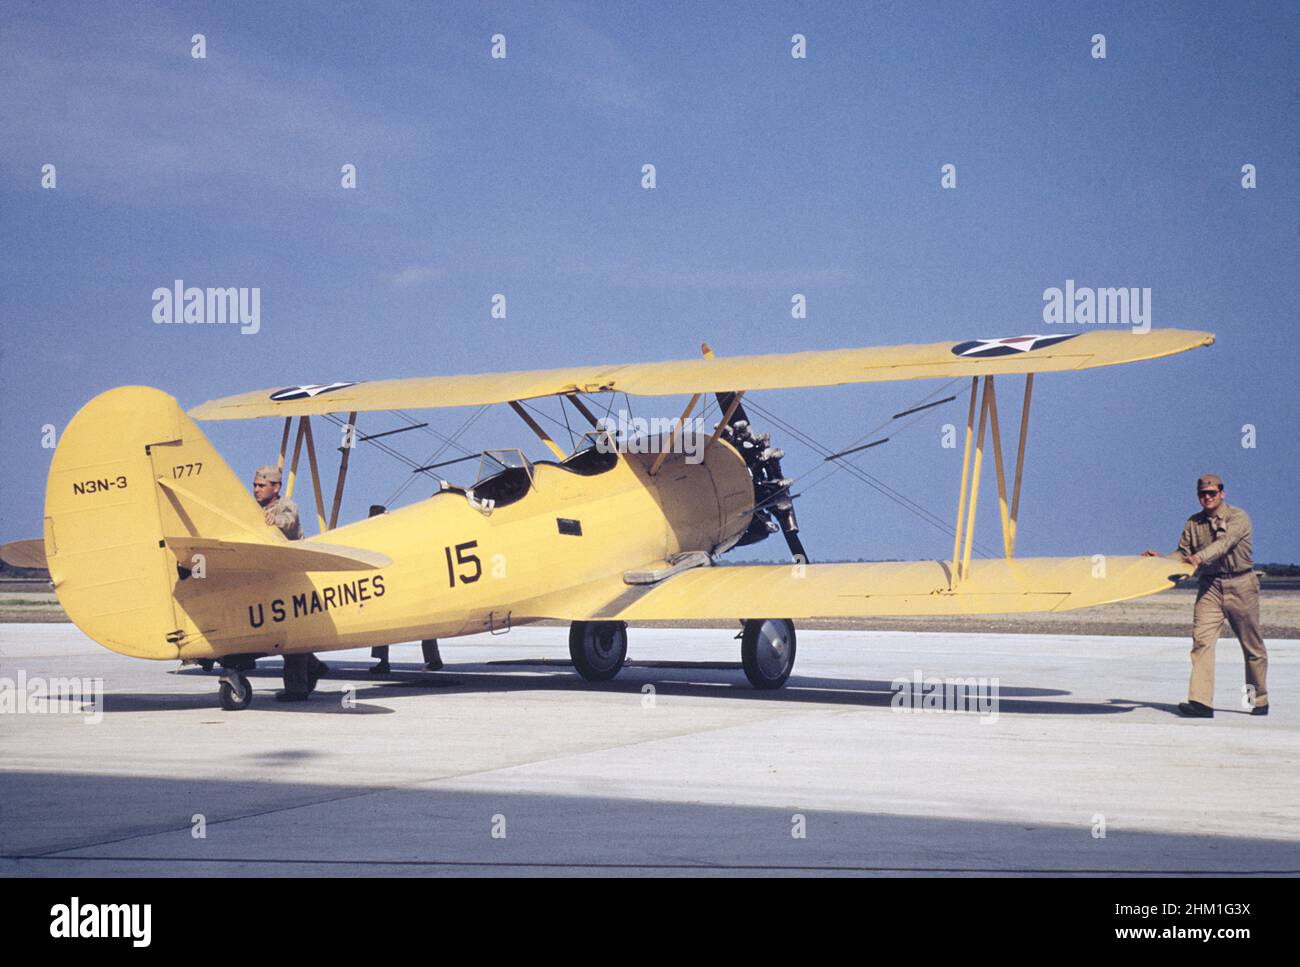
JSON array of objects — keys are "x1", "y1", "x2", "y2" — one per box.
[
  {"x1": 370, "y1": 661, "x2": 391, "y2": 675},
  {"x1": 1178, "y1": 701, "x2": 1214, "y2": 718},
  {"x1": 425, "y1": 658, "x2": 443, "y2": 671},
  {"x1": 275, "y1": 690, "x2": 310, "y2": 702},
  {"x1": 1251, "y1": 704, "x2": 1269, "y2": 716}
]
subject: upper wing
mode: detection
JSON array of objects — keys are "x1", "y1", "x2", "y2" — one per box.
[
  {"x1": 189, "y1": 329, "x2": 1213, "y2": 420},
  {"x1": 515, "y1": 555, "x2": 1193, "y2": 622}
]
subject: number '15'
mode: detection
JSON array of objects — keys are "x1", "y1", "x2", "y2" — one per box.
[{"x1": 444, "y1": 541, "x2": 481, "y2": 587}]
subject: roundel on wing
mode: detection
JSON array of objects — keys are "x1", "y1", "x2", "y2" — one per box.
[
  {"x1": 949, "y1": 333, "x2": 1082, "y2": 358},
  {"x1": 269, "y1": 382, "x2": 358, "y2": 401}
]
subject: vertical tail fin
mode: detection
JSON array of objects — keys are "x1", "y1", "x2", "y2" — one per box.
[{"x1": 44, "y1": 386, "x2": 273, "y2": 658}]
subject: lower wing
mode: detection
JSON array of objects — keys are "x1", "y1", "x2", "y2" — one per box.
[{"x1": 521, "y1": 555, "x2": 1191, "y2": 622}]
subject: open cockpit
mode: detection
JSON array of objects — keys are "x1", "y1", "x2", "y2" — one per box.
[{"x1": 435, "y1": 437, "x2": 620, "y2": 513}]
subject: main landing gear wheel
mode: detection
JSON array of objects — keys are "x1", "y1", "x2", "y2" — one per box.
[
  {"x1": 741, "y1": 618, "x2": 796, "y2": 689},
  {"x1": 569, "y1": 621, "x2": 628, "y2": 681},
  {"x1": 219, "y1": 671, "x2": 252, "y2": 710}
]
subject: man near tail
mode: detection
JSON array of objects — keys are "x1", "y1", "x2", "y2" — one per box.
[
  {"x1": 1144, "y1": 473, "x2": 1268, "y2": 718},
  {"x1": 252, "y1": 465, "x2": 328, "y2": 701}
]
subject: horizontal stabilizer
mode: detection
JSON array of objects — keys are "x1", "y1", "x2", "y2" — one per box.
[{"x1": 166, "y1": 537, "x2": 390, "y2": 573}]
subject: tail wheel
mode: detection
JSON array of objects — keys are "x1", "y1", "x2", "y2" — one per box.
[
  {"x1": 741, "y1": 618, "x2": 796, "y2": 689},
  {"x1": 569, "y1": 621, "x2": 628, "y2": 681},
  {"x1": 219, "y1": 672, "x2": 252, "y2": 710}
]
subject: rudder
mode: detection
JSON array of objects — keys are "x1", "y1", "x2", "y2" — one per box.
[{"x1": 44, "y1": 386, "x2": 274, "y2": 659}]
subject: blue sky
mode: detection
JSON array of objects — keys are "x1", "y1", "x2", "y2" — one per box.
[{"x1": 2, "y1": 0, "x2": 1296, "y2": 563}]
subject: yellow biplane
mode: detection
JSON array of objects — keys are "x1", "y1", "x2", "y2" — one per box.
[{"x1": 10, "y1": 328, "x2": 1211, "y2": 709}]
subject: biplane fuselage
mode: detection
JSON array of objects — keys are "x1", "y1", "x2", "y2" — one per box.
[
  {"x1": 178, "y1": 441, "x2": 753, "y2": 659},
  {"x1": 41, "y1": 384, "x2": 757, "y2": 664}
]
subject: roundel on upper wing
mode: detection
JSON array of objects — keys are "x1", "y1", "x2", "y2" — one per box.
[
  {"x1": 950, "y1": 333, "x2": 1082, "y2": 358},
  {"x1": 269, "y1": 382, "x2": 358, "y2": 401}
]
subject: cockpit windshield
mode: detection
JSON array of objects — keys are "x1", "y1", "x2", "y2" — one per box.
[
  {"x1": 430, "y1": 441, "x2": 617, "y2": 512},
  {"x1": 475, "y1": 449, "x2": 532, "y2": 486},
  {"x1": 468, "y1": 449, "x2": 534, "y2": 509},
  {"x1": 560, "y1": 432, "x2": 620, "y2": 475}
]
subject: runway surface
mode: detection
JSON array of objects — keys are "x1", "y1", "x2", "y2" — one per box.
[{"x1": 1, "y1": 623, "x2": 1296, "y2": 876}]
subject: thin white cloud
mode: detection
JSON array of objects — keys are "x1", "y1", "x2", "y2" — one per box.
[{"x1": 386, "y1": 264, "x2": 450, "y2": 288}]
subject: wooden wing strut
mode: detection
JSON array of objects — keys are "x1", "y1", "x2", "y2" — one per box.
[{"x1": 949, "y1": 374, "x2": 1035, "y2": 588}]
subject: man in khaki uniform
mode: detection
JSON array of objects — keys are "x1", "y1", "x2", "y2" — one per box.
[
  {"x1": 252, "y1": 465, "x2": 327, "y2": 701},
  {"x1": 253, "y1": 465, "x2": 302, "y2": 540},
  {"x1": 1143, "y1": 473, "x2": 1268, "y2": 718}
]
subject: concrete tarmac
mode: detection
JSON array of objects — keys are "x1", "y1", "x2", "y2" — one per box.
[{"x1": 1, "y1": 623, "x2": 1296, "y2": 877}]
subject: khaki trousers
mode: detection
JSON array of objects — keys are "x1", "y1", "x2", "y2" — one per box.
[{"x1": 1189, "y1": 573, "x2": 1268, "y2": 708}]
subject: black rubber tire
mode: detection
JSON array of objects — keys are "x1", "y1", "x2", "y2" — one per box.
[
  {"x1": 569, "y1": 621, "x2": 628, "y2": 681},
  {"x1": 219, "y1": 673, "x2": 253, "y2": 710},
  {"x1": 741, "y1": 618, "x2": 796, "y2": 689}
]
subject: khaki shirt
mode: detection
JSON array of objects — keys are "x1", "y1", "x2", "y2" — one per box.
[
  {"x1": 1171, "y1": 503, "x2": 1253, "y2": 576},
  {"x1": 263, "y1": 497, "x2": 302, "y2": 541}
]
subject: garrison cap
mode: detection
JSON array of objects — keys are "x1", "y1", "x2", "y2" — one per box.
[
  {"x1": 1196, "y1": 473, "x2": 1223, "y2": 491},
  {"x1": 254, "y1": 465, "x2": 282, "y2": 484}
]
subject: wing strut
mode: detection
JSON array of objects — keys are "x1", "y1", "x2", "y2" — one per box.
[
  {"x1": 708, "y1": 391, "x2": 746, "y2": 446},
  {"x1": 986, "y1": 378, "x2": 1012, "y2": 558},
  {"x1": 328, "y1": 411, "x2": 358, "y2": 529},
  {"x1": 508, "y1": 401, "x2": 566, "y2": 460},
  {"x1": 276, "y1": 418, "x2": 293, "y2": 474},
  {"x1": 280, "y1": 415, "x2": 352, "y2": 534},
  {"x1": 284, "y1": 417, "x2": 307, "y2": 502},
  {"x1": 564, "y1": 394, "x2": 601, "y2": 429},
  {"x1": 949, "y1": 374, "x2": 1035, "y2": 587},
  {"x1": 1009, "y1": 374, "x2": 1034, "y2": 556},
  {"x1": 649, "y1": 394, "x2": 702, "y2": 476},
  {"x1": 300, "y1": 418, "x2": 328, "y2": 534}
]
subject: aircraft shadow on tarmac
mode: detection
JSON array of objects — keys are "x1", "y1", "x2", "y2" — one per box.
[
  {"x1": 161, "y1": 660, "x2": 1156, "y2": 717},
  {"x1": 103, "y1": 683, "x2": 395, "y2": 715},
  {"x1": 2, "y1": 771, "x2": 1297, "y2": 876}
]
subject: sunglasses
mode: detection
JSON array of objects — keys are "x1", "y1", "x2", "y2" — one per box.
[{"x1": 1198, "y1": 490, "x2": 1221, "y2": 498}]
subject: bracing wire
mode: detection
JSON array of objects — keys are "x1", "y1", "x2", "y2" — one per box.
[{"x1": 741, "y1": 385, "x2": 1002, "y2": 558}]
